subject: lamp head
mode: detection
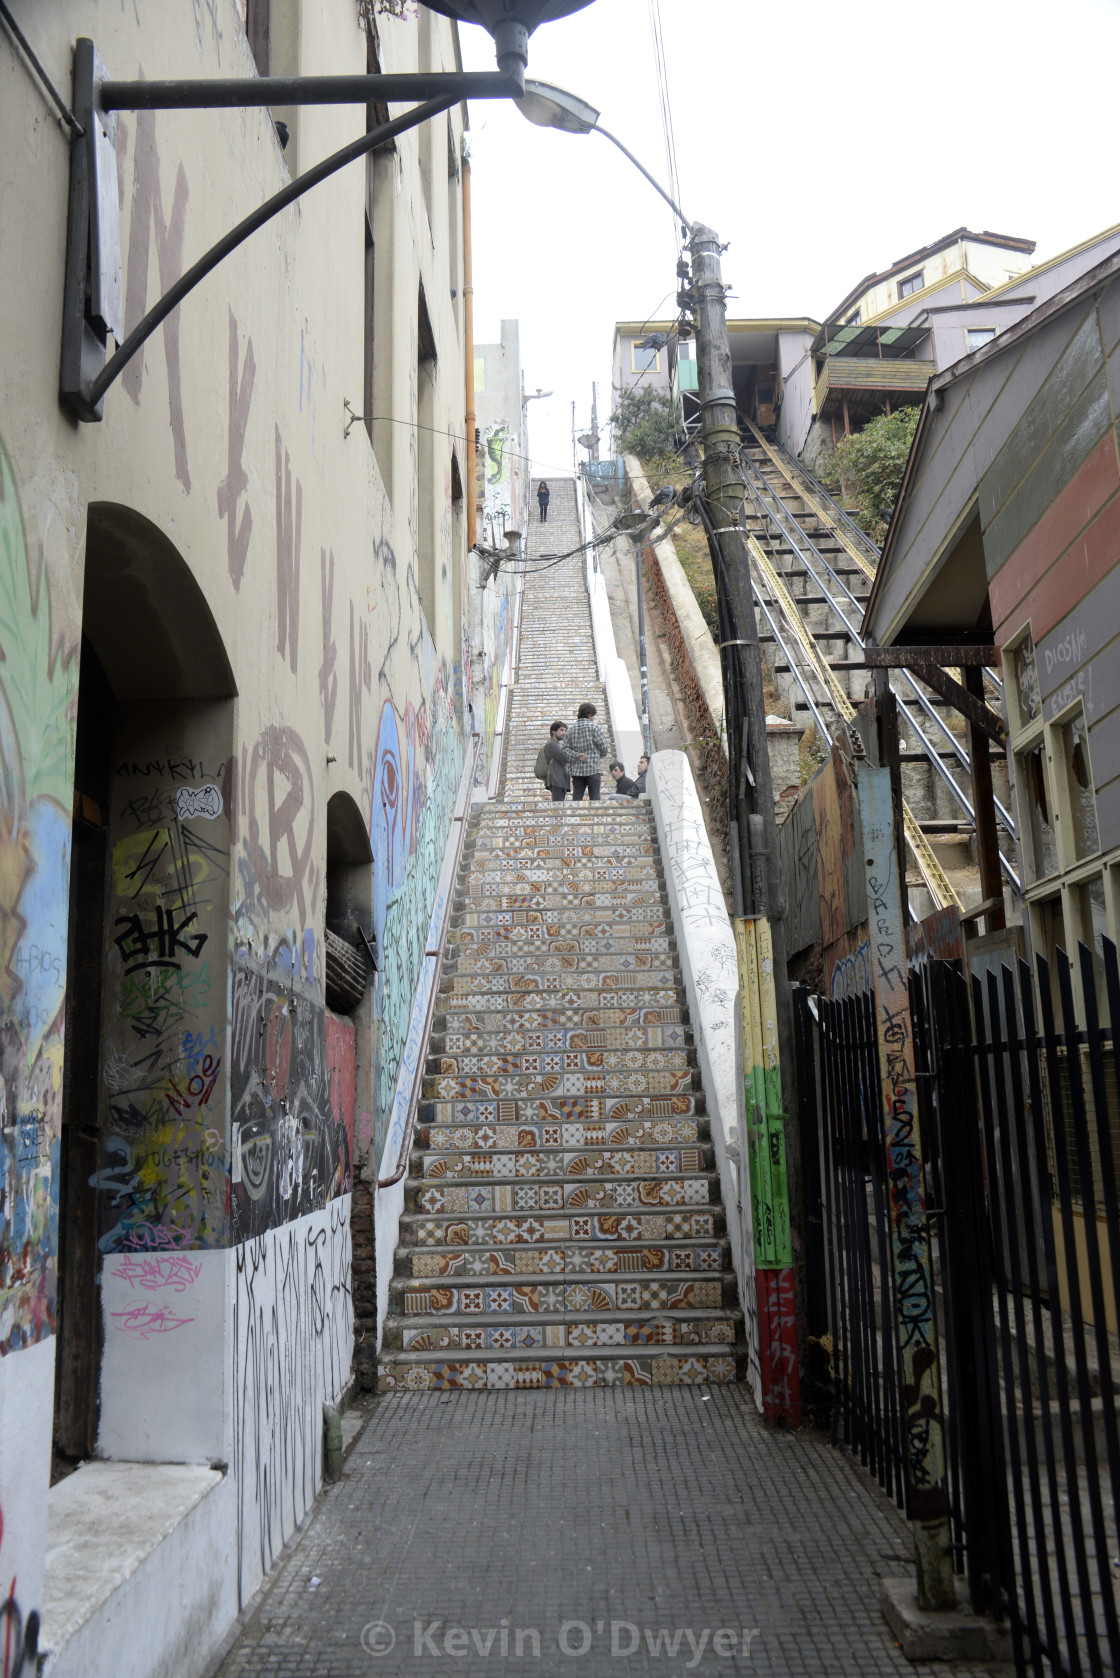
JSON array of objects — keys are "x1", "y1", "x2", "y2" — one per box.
[
  {"x1": 419, "y1": 2, "x2": 596, "y2": 80},
  {"x1": 517, "y1": 78, "x2": 600, "y2": 133}
]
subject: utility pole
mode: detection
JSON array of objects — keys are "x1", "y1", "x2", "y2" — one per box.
[
  {"x1": 590, "y1": 382, "x2": 600, "y2": 461},
  {"x1": 689, "y1": 220, "x2": 802, "y2": 1421}
]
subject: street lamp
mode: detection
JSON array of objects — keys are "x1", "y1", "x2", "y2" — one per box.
[
  {"x1": 57, "y1": 7, "x2": 595, "y2": 420},
  {"x1": 517, "y1": 81, "x2": 689, "y2": 228}
]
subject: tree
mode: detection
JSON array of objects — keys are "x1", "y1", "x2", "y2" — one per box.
[
  {"x1": 612, "y1": 386, "x2": 678, "y2": 462},
  {"x1": 818, "y1": 406, "x2": 920, "y2": 544}
]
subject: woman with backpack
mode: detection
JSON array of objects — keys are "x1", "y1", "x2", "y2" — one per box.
[
  {"x1": 537, "y1": 481, "x2": 550, "y2": 523},
  {"x1": 536, "y1": 719, "x2": 572, "y2": 801}
]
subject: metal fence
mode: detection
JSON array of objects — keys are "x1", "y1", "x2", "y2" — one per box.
[{"x1": 795, "y1": 941, "x2": 1120, "y2": 1677}]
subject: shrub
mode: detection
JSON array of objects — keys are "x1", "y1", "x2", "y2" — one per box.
[
  {"x1": 612, "y1": 386, "x2": 678, "y2": 461},
  {"x1": 818, "y1": 406, "x2": 920, "y2": 544}
]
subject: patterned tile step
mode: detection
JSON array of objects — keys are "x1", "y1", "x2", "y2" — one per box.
[
  {"x1": 447, "y1": 954, "x2": 679, "y2": 977},
  {"x1": 450, "y1": 934, "x2": 672, "y2": 957},
  {"x1": 429, "y1": 1049, "x2": 692, "y2": 1076},
  {"x1": 450, "y1": 919, "x2": 671, "y2": 946},
  {"x1": 400, "y1": 1210, "x2": 720, "y2": 1248},
  {"x1": 422, "y1": 1095, "x2": 706, "y2": 1127},
  {"x1": 470, "y1": 847, "x2": 658, "y2": 864},
  {"x1": 422, "y1": 1071, "x2": 698, "y2": 1100},
  {"x1": 391, "y1": 1313, "x2": 740, "y2": 1352},
  {"x1": 464, "y1": 870, "x2": 659, "y2": 889},
  {"x1": 406, "y1": 1175, "x2": 716, "y2": 1213},
  {"x1": 418, "y1": 1117, "x2": 702, "y2": 1152},
  {"x1": 459, "y1": 889, "x2": 663, "y2": 907},
  {"x1": 431, "y1": 1025, "x2": 690, "y2": 1052},
  {"x1": 436, "y1": 1000, "x2": 685, "y2": 1026},
  {"x1": 402, "y1": 1240, "x2": 729, "y2": 1279},
  {"x1": 376, "y1": 1350, "x2": 742, "y2": 1390},
  {"x1": 436, "y1": 1000, "x2": 684, "y2": 1024},
  {"x1": 419, "y1": 1138, "x2": 708, "y2": 1173},
  {"x1": 440, "y1": 974, "x2": 681, "y2": 998},
  {"x1": 389, "y1": 1276, "x2": 735, "y2": 1317}
]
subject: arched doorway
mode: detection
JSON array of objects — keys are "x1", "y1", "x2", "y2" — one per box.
[{"x1": 54, "y1": 504, "x2": 236, "y2": 1463}]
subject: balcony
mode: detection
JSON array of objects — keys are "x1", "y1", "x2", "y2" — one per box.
[{"x1": 813, "y1": 355, "x2": 934, "y2": 423}]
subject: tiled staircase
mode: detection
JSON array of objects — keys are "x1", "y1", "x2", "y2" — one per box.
[{"x1": 377, "y1": 479, "x2": 745, "y2": 1390}]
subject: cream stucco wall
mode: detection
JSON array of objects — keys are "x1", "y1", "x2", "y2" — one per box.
[{"x1": 0, "y1": 0, "x2": 471, "y2": 1666}]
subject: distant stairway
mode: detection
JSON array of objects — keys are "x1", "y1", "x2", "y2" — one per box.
[{"x1": 377, "y1": 479, "x2": 745, "y2": 1391}]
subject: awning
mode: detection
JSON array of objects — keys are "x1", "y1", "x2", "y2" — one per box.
[{"x1": 812, "y1": 322, "x2": 930, "y2": 359}]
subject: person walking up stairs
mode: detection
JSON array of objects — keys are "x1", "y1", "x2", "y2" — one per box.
[{"x1": 378, "y1": 478, "x2": 746, "y2": 1390}]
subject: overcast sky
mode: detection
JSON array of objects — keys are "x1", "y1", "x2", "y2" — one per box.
[{"x1": 460, "y1": 0, "x2": 1120, "y2": 477}]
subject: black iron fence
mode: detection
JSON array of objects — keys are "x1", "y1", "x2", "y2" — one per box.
[{"x1": 795, "y1": 941, "x2": 1120, "y2": 1678}]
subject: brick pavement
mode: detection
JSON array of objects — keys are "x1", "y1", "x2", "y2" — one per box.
[{"x1": 212, "y1": 1388, "x2": 1011, "y2": 1678}]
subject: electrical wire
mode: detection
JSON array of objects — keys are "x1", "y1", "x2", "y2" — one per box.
[{"x1": 648, "y1": 0, "x2": 684, "y2": 250}]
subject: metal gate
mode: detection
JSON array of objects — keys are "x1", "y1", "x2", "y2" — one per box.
[{"x1": 795, "y1": 941, "x2": 1120, "y2": 1677}]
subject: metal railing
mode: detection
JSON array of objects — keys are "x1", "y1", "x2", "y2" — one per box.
[{"x1": 795, "y1": 942, "x2": 1120, "y2": 1676}]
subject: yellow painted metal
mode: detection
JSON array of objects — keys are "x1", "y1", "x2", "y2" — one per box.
[
  {"x1": 742, "y1": 417, "x2": 876, "y2": 581},
  {"x1": 746, "y1": 534, "x2": 962, "y2": 913}
]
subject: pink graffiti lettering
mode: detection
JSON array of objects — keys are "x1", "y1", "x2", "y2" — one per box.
[
  {"x1": 110, "y1": 1302, "x2": 196, "y2": 1339},
  {"x1": 115, "y1": 1253, "x2": 202, "y2": 1293}
]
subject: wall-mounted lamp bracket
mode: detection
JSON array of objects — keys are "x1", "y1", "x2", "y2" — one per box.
[{"x1": 58, "y1": 40, "x2": 520, "y2": 422}]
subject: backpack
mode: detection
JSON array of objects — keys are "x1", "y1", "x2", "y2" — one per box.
[{"x1": 534, "y1": 744, "x2": 549, "y2": 782}]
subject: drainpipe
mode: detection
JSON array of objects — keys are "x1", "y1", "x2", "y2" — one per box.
[{"x1": 463, "y1": 152, "x2": 477, "y2": 552}]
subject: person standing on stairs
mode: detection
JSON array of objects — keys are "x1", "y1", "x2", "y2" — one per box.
[
  {"x1": 537, "y1": 480, "x2": 550, "y2": 523},
  {"x1": 544, "y1": 720, "x2": 572, "y2": 802},
  {"x1": 566, "y1": 701, "x2": 609, "y2": 802}
]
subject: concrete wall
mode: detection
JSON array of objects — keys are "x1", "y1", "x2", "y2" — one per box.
[
  {"x1": 472, "y1": 321, "x2": 525, "y2": 789},
  {"x1": 0, "y1": 0, "x2": 469, "y2": 1664}
]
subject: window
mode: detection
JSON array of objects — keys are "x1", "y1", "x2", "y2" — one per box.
[
  {"x1": 417, "y1": 9, "x2": 434, "y2": 225},
  {"x1": 844, "y1": 309, "x2": 860, "y2": 326},
  {"x1": 1061, "y1": 710, "x2": 1100, "y2": 861},
  {"x1": 1011, "y1": 630, "x2": 1041, "y2": 729},
  {"x1": 363, "y1": 217, "x2": 375, "y2": 445},
  {"x1": 631, "y1": 342, "x2": 661, "y2": 373},
  {"x1": 416, "y1": 284, "x2": 437, "y2": 623},
  {"x1": 678, "y1": 341, "x2": 693, "y2": 360},
  {"x1": 1020, "y1": 742, "x2": 1059, "y2": 880},
  {"x1": 966, "y1": 327, "x2": 997, "y2": 352},
  {"x1": 241, "y1": 0, "x2": 269, "y2": 74},
  {"x1": 897, "y1": 271, "x2": 924, "y2": 300}
]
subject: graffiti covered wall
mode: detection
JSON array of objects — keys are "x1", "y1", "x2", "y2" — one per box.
[
  {"x1": 0, "y1": 435, "x2": 77, "y2": 1357},
  {"x1": 368, "y1": 617, "x2": 462, "y2": 1165}
]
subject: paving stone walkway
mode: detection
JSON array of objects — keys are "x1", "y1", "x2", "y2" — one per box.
[
  {"x1": 214, "y1": 479, "x2": 1009, "y2": 1678},
  {"x1": 213, "y1": 1387, "x2": 1010, "y2": 1678}
]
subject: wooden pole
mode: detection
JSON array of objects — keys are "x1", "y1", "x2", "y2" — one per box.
[
  {"x1": 690, "y1": 220, "x2": 801, "y2": 1422},
  {"x1": 859, "y1": 762, "x2": 956, "y2": 1611}
]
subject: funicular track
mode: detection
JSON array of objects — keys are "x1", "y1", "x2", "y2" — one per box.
[{"x1": 737, "y1": 419, "x2": 1019, "y2": 913}]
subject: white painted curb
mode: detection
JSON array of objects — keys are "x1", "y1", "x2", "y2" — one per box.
[
  {"x1": 647, "y1": 751, "x2": 762, "y2": 1408},
  {"x1": 576, "y1": 473, "x2": 644, "y2": 773}
]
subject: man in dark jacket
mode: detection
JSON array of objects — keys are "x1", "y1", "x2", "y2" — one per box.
[
  {"x1": 544, "y1": 720, "x2": 572, "y2": 802},
  {"x1": 634, "y1": 754, "x2": 650, "y2": 794},
  {"x1": 537, "y1": 481, "x2": 550, "y2": 523},
  {"x1": 608, "y1": 761, "x2": 639, "y2": 798}
]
